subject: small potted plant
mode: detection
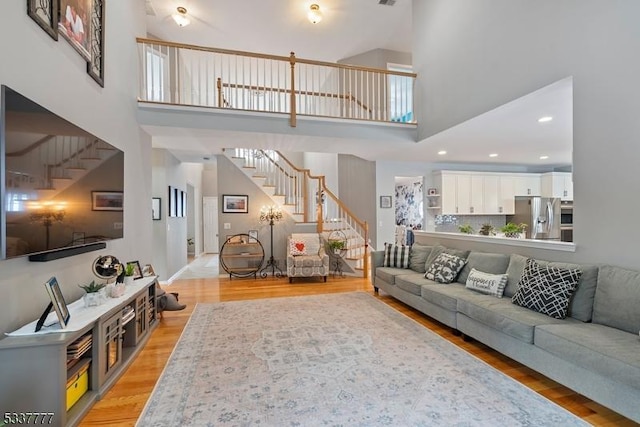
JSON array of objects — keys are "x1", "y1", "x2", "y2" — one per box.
[
  {"x1": 79, "y1": 280, "x2": 106, "y2": 307},
  {"x1": 124, "y1": 263, "x2": 136, "y2": 286},
  {"x1": 328, "y1": 239, "x2": 346, "y2": 254},
  {"x1": 500, "y1": 222, "x2": 527, "y2": 238},
  {"x1": 478, "y1": 223, "x2": 495, "y2": 236},
  {"x1": 458, "y1": 224, "x2": 474, "y2": 234}
]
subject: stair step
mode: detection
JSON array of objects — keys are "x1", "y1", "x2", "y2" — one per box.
[{"x1": 242, "y1": 166, "x2": 256, "y2": 170}]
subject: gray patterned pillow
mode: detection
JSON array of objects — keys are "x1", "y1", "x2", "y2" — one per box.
[
  {"x1": 512, "y1": 258, "x2": 582, "y2": 319},
  {"x1": 424, "y1": 253, "x2": 467, "y2": 284}
]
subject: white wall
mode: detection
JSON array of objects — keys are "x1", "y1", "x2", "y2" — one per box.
[
  {"x1": 0, "y1": 2, "x2": 151, "y2": 335},
  {"x1": 412, "y1": 0, "x2": 640, "y2": 268}
]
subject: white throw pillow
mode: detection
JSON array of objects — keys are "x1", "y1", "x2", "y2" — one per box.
[{"x1": 465, "y1": 268, "x2": 508, "y2": 298}]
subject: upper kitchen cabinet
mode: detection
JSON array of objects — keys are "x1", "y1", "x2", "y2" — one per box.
[
  {"x1": 541, "y1": 172, "x2": 573, "y2": 201},
  {"x1": 512, "y1": 174, "x2": 542, "y2": 196},
  {"x1": 435, "y1": 171, "x2": 515, "y2": 215}
]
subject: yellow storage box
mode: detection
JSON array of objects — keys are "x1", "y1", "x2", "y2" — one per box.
[{"x1": 66, "y1": 359, "x2": 90, "y2": 410}]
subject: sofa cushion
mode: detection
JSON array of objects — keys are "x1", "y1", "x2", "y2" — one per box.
[
  {"x1": 465, "y1": 268, "x2": 508, "y2": 298},
  {"x1": 383, "y1": 243, "x2": 410, "y2": 268},
  {"x1": 536, "y1": 323, "x2": 640, "y2": 391},
  {"x1": 457, "y1": 252, "x2": 510, "y2": 284},
  {"x1": 396, "y1": 274, "x2": 437, "y2": 296},
  {"x1": 457, "y1": 297, "x2": 573, "y2": 344},
  {"x1": 512, "y1": 259, "x2": 581, "y2": 319},
  {"x1": 375, "y1": 267, "x2": 412, "y2": 286},
  {"x1": 425, "y1": 253, "x2": 467, "y2": 284},
  {"x1": 289, "y1": 255, "x2": 325, "y2": 268},
  {"x1": 421, "y1": 282, "x2": 477, "y2": 312},
  {"x1": 425, "y1": 245, "x2": 470, "y2": 271},
  {"x1": 408, "y1": 243, "x2": 433, "y2": 273},
  {"x1": 593, "y1": 265, "x2": 640, "y2": 334},
  {"x1": 504, "y1": 253, "x2": 528, "y2": 297}
]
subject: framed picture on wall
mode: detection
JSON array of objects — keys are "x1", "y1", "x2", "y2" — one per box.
[
  {"x1": 27, "y1": 0, "x2": 59, "y2": 40},
  {"x1": 222, "y1": 195, "x2": 249, "y2": 213},
  {"x1": 168, "y1": 186, "x2": 175, "y2": 217},
  {"x1": 248, "y1": 230, "x2": 258, "y2": 243},
  {"x1": 152, "y1": 197, "x2": 161, "y2": 220},
  {"x1": 92, "y1": 191, "x2": 123, "y2": 211},
  {"x1": 380, "y1": 195, "x2": 392, "y2": 209},
  {"x1": 58, "y1": 0, "x2": 93, "y2": 61}
]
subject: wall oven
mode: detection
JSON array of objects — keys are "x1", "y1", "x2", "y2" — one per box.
[{"x1": 560, "y1": 201, "x2": 573, "y2": 242}]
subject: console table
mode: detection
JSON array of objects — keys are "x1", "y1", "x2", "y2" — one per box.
[
  {"x1": 0, "y1": 276, "x2": 159, "y2": 427},
  {"x1": 219, "y1": 234, "x2": 265, "y2": 279}
]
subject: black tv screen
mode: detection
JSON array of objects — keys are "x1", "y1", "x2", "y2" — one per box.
[{"x1": 1, "y1": 85, "x2": 124, "y2": 259}]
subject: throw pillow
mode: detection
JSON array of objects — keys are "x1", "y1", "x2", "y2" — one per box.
[
  {"x1": 424, "y1": 253, "x2": 467, "y2": 284},
  {"x1": 289, "y1": 240, "x2": 307, "y2": 256},
  {"x1": 512, "y1": 258, "x2": 582, "y2": 319},
  {"x1": 383, "y1": 243, "x2": 410, "y2": 268},
  {"x1": 465, "y1": 268, "x2": 508, "y2": 298}
]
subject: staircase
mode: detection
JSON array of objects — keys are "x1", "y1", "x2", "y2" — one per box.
[{"x1": 224, "y1": 148, "x2": 369, "y2": 277}]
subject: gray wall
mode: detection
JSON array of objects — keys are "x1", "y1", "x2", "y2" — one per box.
[
  {"x1": 339, "y1": 48, "x2": 412, "y2": 68},
  {"x1": 338, "y1": 154, "x2": 377, "y2": 247},
  {"x1": 0, "y1": 2, "x2": 152, "y2": 336},
  {"x1": 413, "y1": 0, "x2": 640, "y2": 269}
]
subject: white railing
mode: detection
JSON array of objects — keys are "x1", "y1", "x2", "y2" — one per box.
[{"x1": 137, "y1": 38, "x2": 416, "y2": 127}]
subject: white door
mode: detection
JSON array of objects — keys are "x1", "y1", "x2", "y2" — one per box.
[{"x1": 203, "y1": 197, "x2": 220, "y2": 253}]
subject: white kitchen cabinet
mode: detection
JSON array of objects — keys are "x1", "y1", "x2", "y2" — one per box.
[
  {"x1": 440, "y1": 173, "x2": 458, "y2": 214},
  {"x1": 513, "y1": 174, "x2": 541, "y2": 196},
  {"x1": 541, "y1": 172, "x2": 573, "y2": 201},
  {"x1": 437, "y1": 171, "x2": 513, "y2": 215},
  {"x1": 482, "y1": 175, "x2": 500, "y2": 214},
  {"x1": 470, "y1": 175, "x2": 484, "y2": 214},
  {"x1": 498, "y1": 176, "x2": 515, "y2": 214}
]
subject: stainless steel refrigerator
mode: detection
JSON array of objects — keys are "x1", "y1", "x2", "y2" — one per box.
[{"x1": 509, "y1": 196, "x2": 561, "y2": 240}]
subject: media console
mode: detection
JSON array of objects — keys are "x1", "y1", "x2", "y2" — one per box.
[{"x1": 0, "y1": 276, "x2": 159, "y2": 427}]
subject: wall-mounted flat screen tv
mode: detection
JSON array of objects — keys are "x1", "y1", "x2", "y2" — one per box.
[{"x1": 1, "y1": 85, "x2": 124, "y2": 259}]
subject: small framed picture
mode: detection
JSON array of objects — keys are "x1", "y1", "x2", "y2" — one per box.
[
  {"x1": 72, "y1": 231, "x2": 85, "y2": 245},
  {"x1": 380, "y1": 195, "x2": 392, "y2": 209},
  {"x1": 222, "y1": 195, "x2": 249, "y2": 213},
  {"x1": 428, "y1": 188, "x2": 438, "y2": 196},
  {"x1": 92, "y1": 191, "x2": 123, "y2": 211},
  {"x1": 152, "y1": 197, "x2": 161, "y2": 220},
  {"x1": 142, "y1": 264, "x2": 156, "y2": 277},
  {"x1": 248, "y1": 230, "x2": 258, "y2": 243},
  {"x1": 126, "y1": 260, "x2": 143, "y2": 280}
]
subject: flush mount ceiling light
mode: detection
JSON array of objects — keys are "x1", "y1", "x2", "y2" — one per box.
[
  {"x1": 539, "y1": 155, "x2": 549, "y2": 160},
  {"x1": 173, "y1": 6, "x2": 190, "y2": 27},
  {"x1": 437, "y1": 150, "x2": 447, "y2": 155},
  {"x1": 538, "y1": 116, "x2": 553, "y2": 123},
  {"x1": 308, "y1": 4, "x2": 323, "y2": 24},
  {"x1": 489, "y1": 153, "x2": 499, "y2": 158}
]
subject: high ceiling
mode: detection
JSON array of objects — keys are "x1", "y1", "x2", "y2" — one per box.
[{"x1": 142, "y1": 0, "x2": 573, "y2": 168}]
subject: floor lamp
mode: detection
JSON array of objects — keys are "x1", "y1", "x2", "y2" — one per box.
[{"x1": 258, "y1": 205, "x2": 283, "y2": 278}]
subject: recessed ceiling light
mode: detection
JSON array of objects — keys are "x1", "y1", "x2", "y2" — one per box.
[
  {"x1": 539, "y1": 155, "x2": 549, "y2": 160},
  {"x1": 538, "y1": 116, "x2": 553, "y2": 123},
  {"x1": 489, "y1": 153, "x2": 498, "y2": 158},
  {"x1": 438, "y1": 150, "x2": 447, "y2": 155}
]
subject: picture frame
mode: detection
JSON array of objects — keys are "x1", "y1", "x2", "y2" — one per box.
[
  {"x1": 175, "y1": 189, "x2": 182, "y2": 217},
  {"x1": 43, "y1": 277, "x2": 70, "y2": 330},
  {"x1": 27, "y1": 0, "x2": 59, "y2": 40},
  {"x1": 86, "y1": 0, "x2": 105, "y2": 87},
  {"x1": 181, "y1": 191, "x2": 187, "y2": 218},
  {"x1": 222, "y1": 195, "x2": 248, "y2": 213},
  {"x1": 380, "y1": 195, "x2": 392, "y2": 209},
  {"x1": 58, "y1": 0, "x2": 92, "y2": 61},
  {"x1": 126, "y1": 260, "x2": 143, "y2": 280},
  {"x1": 248, "y1": 230, "x2": 258, "y2": 243},
  {"x1": 92, "y1": 191, "x2": 123, "y2": 211},
  {"x1": 168, "y1": 186, "x2": 175, "y2": 217},
  {"x1": 72, "y1": 231, "x2": 85, "y2": 245},
  {"x1": 142, "y1": 264, "x2": 156, "y2": 277},
  {"x1": 152, "y1": 197, "x2": 161, "y2": 220}
]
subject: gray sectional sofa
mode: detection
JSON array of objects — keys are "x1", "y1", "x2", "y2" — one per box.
[{"x1": 372, "y1": 243, "x2": 640, "y2": 423}]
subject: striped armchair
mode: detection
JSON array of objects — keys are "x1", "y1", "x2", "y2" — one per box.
[{"x1": 286, "y1": 233, "x2": 329, "y2": 283}]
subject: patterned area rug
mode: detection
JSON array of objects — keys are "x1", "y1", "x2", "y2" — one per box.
[{"x1": 137, "y1": 293, "x2": 587, "y2": 426}]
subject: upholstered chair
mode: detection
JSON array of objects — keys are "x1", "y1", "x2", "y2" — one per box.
[{"x1": 286, "y1": 233, "x2": 329, "y2": 283}]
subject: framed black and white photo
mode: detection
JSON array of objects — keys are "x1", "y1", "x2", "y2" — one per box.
[
  {"x1": 380, "y1": 195, "x2": 392, "y2": 209},
  {"x1": 152, "y1": 197, "x2": 161, "y2": 220},
  {"x1": 27, "y1": 0, "x2": 59, "y2": 40},
  {"x1": 222, "y1": 195, "x2": 248, "y2": 213}
]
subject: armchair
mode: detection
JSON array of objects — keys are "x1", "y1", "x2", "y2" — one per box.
[{"x1": 286, "y1": 233, "x2": 329, "y2": 283}]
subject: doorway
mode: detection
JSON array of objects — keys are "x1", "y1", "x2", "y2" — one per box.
[{"x1": 203, "y1": 196, "x2": 220, "y2": 253}]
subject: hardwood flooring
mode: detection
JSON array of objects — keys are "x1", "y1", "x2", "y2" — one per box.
[{"x1": 79, "y1": 274, "x2": 637, "y2": 426}]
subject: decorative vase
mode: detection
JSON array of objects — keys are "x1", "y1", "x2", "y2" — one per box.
[{"x1": 124, "y1": 276, "x2": 134, "y2": 286}]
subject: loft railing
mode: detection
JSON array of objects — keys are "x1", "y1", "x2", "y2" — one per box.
[
  {"x1": 137, "y1": 38, "x2": 416, "y2": 127},
  {"x1": 230, "y1": 148, "x2": 369, "y2": 276}
]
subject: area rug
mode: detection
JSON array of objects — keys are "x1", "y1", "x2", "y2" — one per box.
[{"x1": 137, "y1": 292, "x2": 587, "y2": 426}]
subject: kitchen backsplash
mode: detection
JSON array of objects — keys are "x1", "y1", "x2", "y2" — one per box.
[{"x1": 435, "y1": 215, "x2": 507, "y2": 233}]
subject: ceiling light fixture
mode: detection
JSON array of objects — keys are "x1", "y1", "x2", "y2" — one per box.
[
  {"x1": 173, "y1": 6, "x2": 190, "y2": 27},
  {"x1": 538, "y1": 116, "x2": 553, "y2": 123},
  {"x1": 539, "y1": 155, "x2": 549, "y2": 160},
  {"x1": 489, "y1": 153, "x2": 498, "y2": 158},
  {"x1": 308, "y1": 4, "x2": 323, "y2": 24},
  {"x1": 438, "y1": 150, "x2": 447, "y2": 155}
]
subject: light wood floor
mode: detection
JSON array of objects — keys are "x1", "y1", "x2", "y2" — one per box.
[{"x1": 80, "y1": 274, "x2": 637, "y2": 426}]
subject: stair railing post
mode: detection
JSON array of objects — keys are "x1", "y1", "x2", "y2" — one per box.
[
  {"x1": 217, "y1": 77, "x2": 222, "y2": 108},
  {"x1": 289, "y1": 52, "x2": 297, "y2": 128}
]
